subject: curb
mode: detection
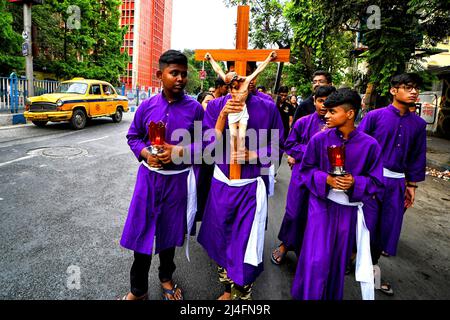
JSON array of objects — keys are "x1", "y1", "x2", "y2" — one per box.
[{"x1": 0, "y1": 113, "x2": 27, "y2": 127}]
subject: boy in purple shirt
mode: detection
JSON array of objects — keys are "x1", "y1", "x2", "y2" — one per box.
[
  {"x1": 291, "y1": 88, "x2": 383, "y2": 300},
  {"x1": 358, "y1": 73, "x2": 426, "y2": 295},
  {"x1": 271, "y1": 85, "x2": 336, "y2": 265},
  {"x1": 119, "y1": 50, "x2": 204, "y2": 300}
]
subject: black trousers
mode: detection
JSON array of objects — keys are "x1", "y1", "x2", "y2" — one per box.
[{"x1": 130, "y1": 248, "x2": 176, "y2": 297}]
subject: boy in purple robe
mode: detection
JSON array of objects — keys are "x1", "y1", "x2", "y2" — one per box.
[
  {"x1": 271, "y1": 85, "x2": 336, "y2": 265},
  {"x1": 119, "y1": 50, "x2": 204, "y2": 300},
  {"x1": 291, "y1": 88, "x2": 384, "y2": 300},
  {"x1": 197, "y1": 63, "x2": 285, "y2": 300},
  {"x1": 358, "y1": 73, "x2": 426, "y2": 295}
]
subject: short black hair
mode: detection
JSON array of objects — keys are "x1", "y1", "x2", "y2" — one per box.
[
  {"x1": 159, "y1": 50, "x2": 188, "y2": 70},
  {"x1": 314, "y1": 85, "x2": 336, "y2": 98},
  {"x1": 324, "y1": 88, "x2": 361, "y2": 116},
  {"x1": 257, "y1": 85, "x2": 266, "y2": 91},
  {"x1": 197, "y1": 91, "x2": 214, "y2": 104},
  {"x1": 390, "y1": 73, "x2": 423, "y2": 89},
  {"x1": 214, "y1": 77, "x2": 226, "y2": 88},
  {"x1": 278, "y1": 86, "x2": 289, "y2": 94},
  {"x1": 226, "y1": 61, "x2": 257, "y2": 73},
  {"x1": 312, "y1": 70, "x2": 332, "y2": 84}
]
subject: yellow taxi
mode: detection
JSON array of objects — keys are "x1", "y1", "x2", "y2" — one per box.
[{"x1": 24, "y1": 78, "x2": 129, "y2": 129}]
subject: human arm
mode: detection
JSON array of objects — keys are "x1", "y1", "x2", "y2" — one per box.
[
  {"x1": 205, "y1": 52, "x2": 227, "y2": 82},
  {"x1": 246, "y1": 51, "x2": 277, "y2": 83}
]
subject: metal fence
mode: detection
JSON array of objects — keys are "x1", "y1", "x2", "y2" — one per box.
[
  {"x1": 0, "y1": 74, "x2": 59, "y2": 113},
  {"x1": 1, "y1": 73, "x2": 163, "y2": 113}
]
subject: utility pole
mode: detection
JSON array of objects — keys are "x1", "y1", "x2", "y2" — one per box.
[
  {"x1": 23, "y1": 1, "x2": 34, "y2": 97},
  {"x1": 9, "y1": 0, "x2": 43, "y2": 97}
]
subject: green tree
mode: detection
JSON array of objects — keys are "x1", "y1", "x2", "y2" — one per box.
[
  {"x1": 184, "y1": 49, "x2": 226, "y2": 95},
  {"x1": 284, "y1": 0, "x2": 354, "y2": 97},
  {"x1": 0, "y1": 0, "x2": 24, "y2": 76},
  {"x1": 223, "y1": 0, "x2": 291, "y2": 93},
  {"x1": 7, "y1": 0, "x2": 129, "y2": 84}
]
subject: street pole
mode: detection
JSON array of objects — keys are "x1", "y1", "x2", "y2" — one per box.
[{"x1": 23, "y1": 2, "x2": 34, "y2": 97}]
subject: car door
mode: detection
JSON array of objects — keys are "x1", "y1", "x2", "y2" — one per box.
[
  {"x1": 102, "y1": 84, "x2": 116, "y2": 115},
  {"x1": 89, "y1": 84, "x2": 105, "y2": 116}
]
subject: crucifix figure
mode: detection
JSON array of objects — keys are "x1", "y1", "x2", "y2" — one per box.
[
  {"x1": 205, "y1": 50, "x2": 277, "y2": 166},
  {"x1": 196, "y1": 5, "x2": 290, "y2": 179}
]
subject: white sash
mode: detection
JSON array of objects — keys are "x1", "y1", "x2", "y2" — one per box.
[
  {"x1": 268, "y1": 164, "x2": 275, "y2": 197},
  {"x1": 383, "y1": 168, "x2": 405, "y2": 179},
  {"x1": 142, "y1": 162, "x2": 197, "y2": 262},
  {"x1": 327, "y1": 189, "x2": 375, "y2": 300},
  {"x1": 213, "y1": 165, "x2": 268, "y2": 267}
]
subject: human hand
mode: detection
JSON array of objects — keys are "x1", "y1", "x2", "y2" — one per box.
[
  {"x1": 404, "y1": 186, "x2": 416, "y2": 209},
  {"x1": 157, "y1": 143, "x2": 183, "y2": 164},
  {"x1": 287, "y1": 156, "x2": 296, "y2": 168},
  {"x1": 205, "y1": 52, "x2": 211, "y2": 60},
  {"x1": 335, "y1": 174, "x2": 355, "y2": 190},
  {"x1": 231, "y1": 148, "x2": 257, "y2": 164},
  {"x1": 270, "y1": 51, "x2": 277, "y2": 60},
  {"x1": 221, "y1": 99, "x2": 244, "y2": 117},
  {"x1": 147, "y1": 153, "x2": 162, "y2": 168}
]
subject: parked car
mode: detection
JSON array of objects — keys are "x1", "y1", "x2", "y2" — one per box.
[{"x1": 24, "y1": 78, "x2": 129, "y2": 130}]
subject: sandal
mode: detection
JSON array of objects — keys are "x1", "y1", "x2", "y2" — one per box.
[
  {"x1": 381, "y1": 251, "x2": 390, "y2": 257},
  {"x1": 271, "y1": 244, "x2": 287, "y2": 265},
  {"x1": 378, "y1": 282, "x2": 394, "y2": 296},
  {"x1": 161, "y1": 283, "x2": 183, "y2": 300},
  {"x1": 118, "y1": 292, "x2": 148, "y2": 300}
]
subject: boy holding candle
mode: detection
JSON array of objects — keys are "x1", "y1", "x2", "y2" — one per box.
[
  {"x1": 271, "y1": 85, "x2": 336, "y2": 265},
  {"x1": 291, "y1": 88, "x2": 384, "y2": 300},
  {"x1": 119, "y1": 50, "x2": 204, "y2": 300}
]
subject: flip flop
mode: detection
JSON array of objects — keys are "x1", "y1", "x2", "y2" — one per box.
[
  {"x1": 118, "y1": 292, "x2": 148, "y2": 300},
  {"x1": 162, "y1": 283, "x2": 183, "y2": 300},
  {"x1": 378, "y1": 282, "x2": 394, "y2": 296},
  {"x1": 271, "y1": 245, "x2": 287, "y2": 265}
]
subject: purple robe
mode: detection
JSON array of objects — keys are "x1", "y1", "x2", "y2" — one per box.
[
  {"x1": 358, "y1": 105, "x2": 426, "y2": 255},
  {"x1": 120, "y1": 93, "x2": 204, "y2": 255},
  {"x1": 197, "y1": 93, "x2": 285, "y2": 286},
  {"x1": 278, "y1": 112, "x2": 326, "y2": 253},
  {"x1": 291, "y1": 128, "x2": 383, "y2": 300},
  {"x1": 255, "y1": 90, "x2": 274, "y2": 102}
]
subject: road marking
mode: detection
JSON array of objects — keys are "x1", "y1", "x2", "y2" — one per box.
[
  {"x1": 77, "y1": 136, "x2": 109, "y2": 144},
  {"x1": 0, "y1": 154, "x2": 37, "y2": 168}
]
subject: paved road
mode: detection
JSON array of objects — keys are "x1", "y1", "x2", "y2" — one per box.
[{"x1": 0, "y1": 112, "x2": 449, "y2": 300}]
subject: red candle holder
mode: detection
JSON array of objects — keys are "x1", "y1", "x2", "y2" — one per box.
[
  {"x1": 327, "y1": 145, "x2": 347, "y2": 176},
  {"x1": 148, "y1": 121, "x2": 166, "y2": 155}
]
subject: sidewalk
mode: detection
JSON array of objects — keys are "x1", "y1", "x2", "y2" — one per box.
[{"x1": 426, "y1": 134, "x2": 450, "y2": 172}]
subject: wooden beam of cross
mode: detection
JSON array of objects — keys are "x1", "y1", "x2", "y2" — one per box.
[{"x1": 195, "y1": 5, "x2": 290, "y2": 180}]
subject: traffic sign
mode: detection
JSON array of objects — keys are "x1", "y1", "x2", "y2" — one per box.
[{"x1": 22, "y1": 42, "x2": 29, "y2": 56}]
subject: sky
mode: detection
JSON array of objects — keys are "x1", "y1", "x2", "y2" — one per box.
[{"x1": 171, "y1": 0, "x2": 237, "y2": 51}]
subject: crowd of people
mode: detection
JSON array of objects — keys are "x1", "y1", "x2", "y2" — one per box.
[{"x1": 118, "y1": 49, "x2": 426, "y2": 301}]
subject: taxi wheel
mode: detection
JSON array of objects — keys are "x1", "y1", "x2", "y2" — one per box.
[
  {"x1": 32, "y1": 121, "x2": 48, "y2": 127},
  {"x1": 112, "y1": 107, "x2": 123, "y2": 123},
  {"x1": 70, "y1": 109, "x2": 87, "y2": 130}
]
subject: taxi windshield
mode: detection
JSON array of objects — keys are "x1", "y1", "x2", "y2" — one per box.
[{"x1": 55, "y1": 82, "x2": 88, "y2": 94}]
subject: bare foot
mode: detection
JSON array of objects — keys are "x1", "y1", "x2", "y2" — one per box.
[{"x1": 217, "y1": 292, "x2": 231, "y2": 300}]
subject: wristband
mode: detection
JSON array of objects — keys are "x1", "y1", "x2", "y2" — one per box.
[{"x1": 406, "y1": 183, "x2": 418, "y2": 188}]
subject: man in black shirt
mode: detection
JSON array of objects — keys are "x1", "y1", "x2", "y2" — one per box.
[
  {"x1": 292, "y1": 70, "x2": 332, "y2": 123},
  {"x1": 276, "y1": 86, "x2": 295, "y2": 140}
]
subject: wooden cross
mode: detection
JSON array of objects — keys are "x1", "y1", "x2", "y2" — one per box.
[{"x1": 195, "y1": 5, "x2": 290, "y2": 179}]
